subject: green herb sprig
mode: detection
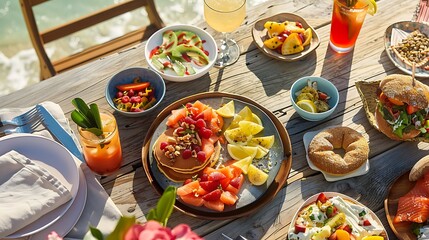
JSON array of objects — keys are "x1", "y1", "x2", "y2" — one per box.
[{"x1": 71, "y1": 98, "x2": 103, "y2": 136}]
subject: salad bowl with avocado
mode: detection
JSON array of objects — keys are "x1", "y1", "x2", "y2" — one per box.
[{"x1": 145, "y1": 24, "x2": 218, "y2": 82}]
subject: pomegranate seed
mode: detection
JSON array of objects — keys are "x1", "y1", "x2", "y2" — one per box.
[
  {"x1": 195, "y1": 118, "x2": 206, "y2": 129},
  {"x1": 160, "y1": 142, "x2": 169, "y2": 151},
  {"x1": 116, "y1": 91, "x2": 124, "y2": 98},
  {"x1": 121, "y1": 95, "x2": 130, "y2": 103},
  {"x1": 197, "y1": 151, "x2": 206, "y2": 162},
  {"x1": 182, "y1": 149, "x2": 192, "y2": 159},
  {"x1": 295, "y1": 21, "x2": 303, "y2": 28}
]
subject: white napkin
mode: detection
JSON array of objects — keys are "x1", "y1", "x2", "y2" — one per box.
[
  {"x1": 0, "y1": 150, "x2": 72, "y2": 237},
  {"x1": 0, "y1": 102, "x2": 122, "y2": 239}
]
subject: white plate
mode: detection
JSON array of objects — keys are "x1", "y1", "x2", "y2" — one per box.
[
  {"x1": 288, "y1": 192, "x2": 389, "y2": 239},
  {"x1": 0, "y1": 134, "x2": 79, "y2": 238},
  {"x1": 29, "y1": 162, "x2": 87, "y2": 239},
  {"x1": 303, "y1": 128, "x2": 369, "y2": 182},
  {"x1": 384, "y1": 21, "x2": 429, "y2": 78}
]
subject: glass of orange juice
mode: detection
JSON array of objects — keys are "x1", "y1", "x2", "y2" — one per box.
[
  {"x1": 77, "y1": 109, "x2": 122, "y2": 176},
  {"x1": 204, "y1": 0, "x2": 246, "y2": 68},
  {"x1": 329, "y1": 0, "x2": 368, "y2": 53}
]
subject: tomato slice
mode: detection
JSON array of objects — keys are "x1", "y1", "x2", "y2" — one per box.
[
  {"x1": 116, "y1": 82, "x2": 150, "y2": 92},
  {"x1": 406, "y1": 105, "x2": 419, "y2": 115}
]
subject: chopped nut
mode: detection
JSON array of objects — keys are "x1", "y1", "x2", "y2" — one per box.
[
  {"x1": 167, "y1": 137, "x2": 176, "y2": 143},
  {"x1": 174, "y1": 151, "x2": 180, "y2": 157}
]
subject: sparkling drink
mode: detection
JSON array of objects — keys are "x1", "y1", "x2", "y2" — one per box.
[
  {"x1": 78, "y1": 110, "x2": 122, "y2": 176},
  {"x1": 329, "y1": 0, "x2": 368, "y2": 53},
  {"x1": 204, "y1": 0, "x2": 246, "y2": 33}
]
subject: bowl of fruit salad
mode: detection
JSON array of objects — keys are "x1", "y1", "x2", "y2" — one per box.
[
  {"x1": 144, "y1": 24, "x2": 218, "y2": 82},
  {"x1": 290, "y1": 76, "x2": 339, "y2": 121},
  {"x1": 105, "y1": 67, "x2": 165, "y2": 117}
]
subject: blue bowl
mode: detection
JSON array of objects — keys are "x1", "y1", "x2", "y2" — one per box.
[
  {"x1": 105, "y1": 67, "x2": 166, "y2": 117},
  {"x1": 290, "y1": 76, "x2": 339, "y2": 121}
]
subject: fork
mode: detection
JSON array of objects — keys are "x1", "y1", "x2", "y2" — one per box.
[
  {"x1": 0, "y1": 118, "x2": 43, "y2": 137},
  {"x1": 0, "y1": 107, "x2": 37, "y2": 127}
]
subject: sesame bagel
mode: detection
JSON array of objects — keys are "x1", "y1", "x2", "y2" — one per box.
[{"x1": 308, "y1": 126, "x2": 369, "y2": 175}]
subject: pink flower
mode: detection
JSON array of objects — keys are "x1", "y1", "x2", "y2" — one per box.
[{"x1": 124, "y1": 220, "x2": 203, "y2": 240}]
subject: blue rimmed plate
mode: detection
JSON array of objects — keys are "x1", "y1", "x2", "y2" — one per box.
[{"x1": 385, "y1": 21, "x2": 429, "y2": 78}]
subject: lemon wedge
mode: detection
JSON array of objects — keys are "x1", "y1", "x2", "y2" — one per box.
[
  {"x1": 362, "y1": 237, "x2": 383, "y2": 240},
  {"x1": 239, "y1": 120, "x2": 264, "y2": 135},
  {"x1": 362, "y1": 0, "x2": 377, "y2": 15},
  {"x1": 228, "y1": 106, "x2": 253, "y2": 129},
  {"x1": 216, "y1": 100, "x2": 235, "y2": 118},
  {"x1": 251, "y1": 113, "x2": 262, "y2": 125},
  {"x1": 296, "y1": 99, "x2": 317, "y2": 113},
  {"x1": 231, "y1": 156, "x2": 252, "y2": 174},
  {"x1": 224, "y1": 128, "x2": 252, "y2": 145},
  {"x1": 302, "y1": 28, "x2": 312, "y2": 47},
  {"x1": 249, "y1": 135, "x2": 275, "y2": 149},
  {"x1": 254, "y1": 145, "x2": 269, "y2": 159},
  {"x1": 247, "y1": 164, "x2": 269, "y2": 185},
  {"x1": 227, "y1": 144, "x2": 257, "y2": 160}
]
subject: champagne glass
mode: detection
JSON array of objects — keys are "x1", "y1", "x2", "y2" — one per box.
[{"x1": 204, "y1": 0, "x2": 246, "y2": 68}]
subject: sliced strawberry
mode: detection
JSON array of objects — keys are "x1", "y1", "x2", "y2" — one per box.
[
  {"x1": 208, "y1": 171, "x2": 226, "y2": 181},
  {"x1": 199, "y1": 180, "x2": 220, "y2": 192},
  {"x1": 338, "y1": 224, "x2": 352, "y2": 234},
  {"x1": 202, "y1": 189, "x2": 222, "y2": 201},
  {"x1": 229, "y1": 174, "x2": 244, "y2": 190},
  {"x1": 316, "y1": 193, "x2": 328, "y2": 204}
]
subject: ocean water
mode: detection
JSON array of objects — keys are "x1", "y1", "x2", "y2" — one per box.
[{"x1": 0, "y1": 0, "x2": 266, "y2": 97}]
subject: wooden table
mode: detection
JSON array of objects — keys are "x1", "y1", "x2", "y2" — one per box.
[{"x1": 0, "y1": 0, "x2": 423, "y2": 239}]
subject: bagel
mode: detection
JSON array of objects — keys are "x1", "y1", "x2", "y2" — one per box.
[{"x1": 308, "y1": 126, "x2": 369, "y2": 175}]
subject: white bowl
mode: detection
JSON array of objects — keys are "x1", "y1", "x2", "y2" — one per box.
[{"x1": 144, "y1": 24, "x2": 218, "y2": 82}]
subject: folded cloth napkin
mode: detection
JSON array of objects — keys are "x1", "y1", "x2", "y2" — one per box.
[
  {"x1": 0, "y1": 150, "x2": 72, "y2": 237},
  {"x1": 0, "y1": 102, "x2": 122, "y2": 239}
]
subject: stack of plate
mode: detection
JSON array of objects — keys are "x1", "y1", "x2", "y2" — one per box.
[{"x1": 0, "y1": 134, "x2": 87, "y2": 239}]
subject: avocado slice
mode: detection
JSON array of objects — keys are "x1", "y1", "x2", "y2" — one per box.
[
  {"x1": 171, "y1": 45, "x2": 209, "y2": 66},
  {"x1": 161, "y1": 30, "x2": 177, "y2": 53},
  {"x1": 174, "y1": 30, "x2": 203, "y2": 48}
]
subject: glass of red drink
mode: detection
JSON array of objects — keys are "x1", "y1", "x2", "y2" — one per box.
[{"x1": 329, "y1": 0, "x2": 368, "y2": 53}]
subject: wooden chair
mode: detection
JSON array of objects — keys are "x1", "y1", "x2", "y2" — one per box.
[{"x1": 19, "y1": 0, "x2": 165, "y2": 80}]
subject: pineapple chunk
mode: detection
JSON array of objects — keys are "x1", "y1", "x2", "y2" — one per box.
[
  {"x1": 284, "y1": 21, "x2": 305, "y2": 33},
  {"x1": 281, "y1": 33, "x2": 304, "y2": 55},
  {"x1": 263, "y1": 36, "x2": 284, "y2": 49},
  {"x1": 263, "y1": 21, "x2": 285, "y2": 38}
]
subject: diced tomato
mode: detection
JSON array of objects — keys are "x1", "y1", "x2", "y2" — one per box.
[
  {"x1": 180, "y1": 193, "x2": 204, "y2": 207},
  {"x1": 116, "y1": 82, "x2": 150, "y2": 92},
  {"x1": 202, "y1": 189, "x2": 222, "y2": 201},
  {"x1": 316, "y1": 193, "x2": 328, "y2": 204},
  {"x1": 177, "y1": 180, "x2": 200, "y2": 196},
  {"x1": 199, "y1": 180, "x2": 220, "y2": 192},
  {"x1": 362, "y1": 219, "x2": 371, "y2": 226},
  {"x1": 149, "y1": 46, "x2": 160, "y2": 58},
  {"x1": 338, "y1": 224, "x2": 352, "y2": 234},
  {"x1": 406, "y1": 105, "x2": 419, "y2": 115},
  {"x1": 387, "y1": 96, "x2": 404, "y2": 106},
  {"x1": 294, "y1": 224, "x2": 306, "y2": 234},
  {"x1": 208, "y1": 171, "x2": 226, "y2": 181},
  {"x1": 229, "y1": 174, "x2": 244, "y2": 190},
  {"x1": 166, "y1": 108, "x2": 187, "y2": 127},
  {"x1": 220, "y1": 191, "x2": 238, "y2": 205},
  {"x1": 318, "y1": 92, "x2": 328, "y2": 100},
  {"x1": 203, "y1": 200, "x2": 224, "y2": 212}
]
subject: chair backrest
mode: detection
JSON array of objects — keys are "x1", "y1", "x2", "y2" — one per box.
[{"x1": 20, "y1": 0, "x2": 165, "y2": 80}]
